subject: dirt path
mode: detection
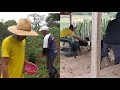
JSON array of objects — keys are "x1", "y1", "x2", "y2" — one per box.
[{"x1": 60, "y1": 47, "x2": 114, "y2": 78}]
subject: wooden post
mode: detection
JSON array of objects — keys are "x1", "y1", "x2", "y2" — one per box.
[
  {"x1": 91, "y1": 12, "x2": 102, "y2": 78},
  {"x1": 70, "y1": 13, "x2": 72, "y2": 25}
]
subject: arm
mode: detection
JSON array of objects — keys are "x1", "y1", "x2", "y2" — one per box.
[
  {"x1": 73, "y1": 35, "x2": 81, "y2": 41},
  {"x1": 73, "y1": 35, "x2": 88, "y2": 42},
  {"x1": 24, "y1": 59, "x2": 35, "y2": 65},
  {"x1": 1, "y1": 57, "x2": 9, "y2": 78}
]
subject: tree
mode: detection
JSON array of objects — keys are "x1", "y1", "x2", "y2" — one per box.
[
  {"x1": 4, "y1": 20, "x2": 17, "y2": 27},
  {"x1": 0, "y1": 20, "x2": 17, "y2": 45},
  {"x1": 28, "y1": 13, "x2": 45, "y2": 31},
  {"x1": 46, "y1": 13, "x2": 60, "y2": 28},
  {"x1": 0, "y1": 18, "x2": 4, "y2": 22}
]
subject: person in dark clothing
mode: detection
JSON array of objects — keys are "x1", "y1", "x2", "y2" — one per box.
[
  {"x1": 39, "y1": 26, "x2": 58, "y2": 78},
  {"x1": 101, "y1": 12, "x2": 120, "y2": 65}
]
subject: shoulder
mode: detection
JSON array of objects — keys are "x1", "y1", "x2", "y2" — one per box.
[
  {"x1": 44, "y1": 33, "x2": 51, "y2": 38},
  {"x1": 109, "y1": 19, "x2": 118, "y2": 24},
  {"x1": 106, "y1": 19, "x2": 116, "y2": 27},
  {"x1": 2, "y1": 36, "x2": 12, "y2": 45},
  {"x1": 43, "y1": 33, "x2": 51, "y2": 42},
  {"x1": 107, "y1": 19, "x2": 120, "y2": 27},
  {"x1": 61, "y1": 28, "x2": 71, "y2": 31},
  {"x1": 49, "y1": 34, "x2": 54, "y2": 40}
]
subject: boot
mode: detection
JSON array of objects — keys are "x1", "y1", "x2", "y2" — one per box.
[
  {"x1": 53, "y1": 68, "x2": 59, "y2": 78},
  {"x1": 49, "y1": 73, "x2": 55, "y2": 78}
]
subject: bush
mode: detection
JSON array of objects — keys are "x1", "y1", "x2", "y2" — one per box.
[
  {"x1": 25, "y1": 34, "x2": 43, "y2": 62},
  {"x1": 28, "y1": 52, "x2": 36, "y2": 63},
  {"x1": 25, "y1": 26, "x2": 60, "y2": 78}
]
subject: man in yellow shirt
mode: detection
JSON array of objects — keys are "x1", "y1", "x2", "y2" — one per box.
[
  {"x1": 60, "y1": 24, "x2": 81, "y2": 45},
  {"x1": 1, "y1": 18, "x2": 39, "y2": 78}
]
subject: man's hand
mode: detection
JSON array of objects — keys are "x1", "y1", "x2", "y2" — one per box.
[
  {"x1": 27, "y1": 62, "x2": 35, "y2": 65},
  {"x1": 24, "y1": 60, "x2": 35, "y2": 65}
]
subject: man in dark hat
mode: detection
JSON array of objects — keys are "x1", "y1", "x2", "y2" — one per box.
[{"x1": 101, "y1": 12, "x2": 120, "y2": 66}]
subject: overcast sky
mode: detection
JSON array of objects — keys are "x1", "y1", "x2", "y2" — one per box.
[{"x1": 0, "y1": 12, "x2": 60, "y2": 23}]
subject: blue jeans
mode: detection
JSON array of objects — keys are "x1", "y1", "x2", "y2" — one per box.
[
  {"x1": 101, "y1": 42, "x2": 120, "y2": 64},
  {"x1": 46, "y1": 53, "x2": 57, "y2": 78}
]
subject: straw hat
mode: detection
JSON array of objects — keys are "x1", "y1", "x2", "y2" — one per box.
[
  {"x1": 8, "y1": 18, "x2": 39, "y2": 36},
  {"x1": 39, "y1": 26, "x2": 49, "y2": 31}
]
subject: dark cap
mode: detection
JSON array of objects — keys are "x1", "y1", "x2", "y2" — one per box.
[{"x1": 69, "y1": 24, "x2": 74, "y2": 29}]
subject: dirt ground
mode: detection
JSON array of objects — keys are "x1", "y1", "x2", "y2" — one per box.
[{"x1": 60, "y1": 43, "x2": 115, "y2": 78}]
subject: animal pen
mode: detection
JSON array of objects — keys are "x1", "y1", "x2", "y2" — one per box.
[{"x1": 60, "y1": 12, "x2": 120, "y2": 78}]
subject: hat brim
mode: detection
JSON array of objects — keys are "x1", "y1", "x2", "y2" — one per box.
[
  {"x1": 39, "y1": 29, "x2": 42, "y2": 31},
  {"x1": 39, "y1": 29, "x2": 49, "y2": 31},
  {"x1": 8, "y1": 26, "x2": 39, "y2": 36}
]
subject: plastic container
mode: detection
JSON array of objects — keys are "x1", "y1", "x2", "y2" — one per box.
[{"x1": 25, "y1": 64, "x2": 38, "y2": 75}]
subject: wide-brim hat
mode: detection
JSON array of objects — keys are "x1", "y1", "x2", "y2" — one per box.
[{"x1": 8, "y1": 18, "x2": 39, "y2": 36}]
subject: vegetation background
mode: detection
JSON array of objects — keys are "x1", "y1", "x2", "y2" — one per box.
[
  {"x1": 60, "y1": 12, "x2": 117, "y2": 40},
  {"x1": 0, "y1": 13, "x2": 60, "y2": 78}
]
